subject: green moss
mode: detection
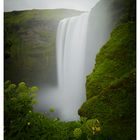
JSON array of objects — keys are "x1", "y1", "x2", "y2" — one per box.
[
  {"x1": 86, "y1": 22, "x2": 135, "y2": 99},
  {"x1": 79, "y1": 2, "x2": 136, "y2": 139}
]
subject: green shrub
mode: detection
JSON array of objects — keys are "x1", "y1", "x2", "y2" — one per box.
[
  {"x1": 4, "y1": 81, "x2": 82, "y2": 140},
  {"x1": 4, "y1": 81, "x2": 38, "y2": 136},
  {"x1": 73, "y1": 128, "x2": 82, "y2": 139}
]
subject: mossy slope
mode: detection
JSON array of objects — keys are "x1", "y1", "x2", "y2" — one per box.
[{"x1": 79, "y1": 0, "x2": 136, "y2": 139}]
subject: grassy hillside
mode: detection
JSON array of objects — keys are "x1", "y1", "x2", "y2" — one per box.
[
  {"x1": 4, "y1": 9, "x2": 82, "y2": 85},
  {"x1": 78, "y1": 0, "x2": 136, "y2": 139}
]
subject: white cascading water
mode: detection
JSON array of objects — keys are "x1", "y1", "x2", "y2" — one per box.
[
  {"x1": 56, "y1": 13, "x2": 89, "y2": 121},
  {"x1": 34, "y1": 0, "x2": 122, "y2": 121}
]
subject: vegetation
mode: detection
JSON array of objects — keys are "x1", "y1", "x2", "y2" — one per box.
[
  {"x1": 4, "y1": 9, "x2": 82, "y2": 85},
  {"x1": 4, "y1": 81, "x2": 102, "y2": 140},
  {"x1": 4, "y1": 0, "x2": 136, "y2": 139},
  {"x1": 78, "y1": 0, "x2": 136, "y2": 139}
]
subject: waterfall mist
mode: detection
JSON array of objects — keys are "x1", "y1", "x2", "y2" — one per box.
[
  {"x1": 34, "y1": 13, "x2": 89, "y2": 121},
  {"x1": 56, "y1": 13, "x2": 89, "y2": 121},
  {"x1": 85, "y1": 0, "x2": 124, "y2": 74},
  {"x1": 34, "y1": 0, "x2": 124, "y2": 121}
]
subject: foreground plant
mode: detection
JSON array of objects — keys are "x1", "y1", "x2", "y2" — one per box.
[{"x1": 4, "y1": 81, "x2": 102, "y2": 140}]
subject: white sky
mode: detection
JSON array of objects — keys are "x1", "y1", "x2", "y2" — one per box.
[{"x1": 4, "y1": 0, "x2": 100, "y2": 12}]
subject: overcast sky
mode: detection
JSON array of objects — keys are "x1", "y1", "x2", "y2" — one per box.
[{"x1": 4, "y1": 0, "x2": 100, "y2": 12}]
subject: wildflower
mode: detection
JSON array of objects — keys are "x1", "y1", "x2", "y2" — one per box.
[
  {"x1": 29, "y1": 110, "x2": 32, "y2": 113},
  {"x1": 27, "y1": 122, "x2": 30, "y2": 125},
  {"x1": 86, "y1": 118, "x2": 101, "y2": 135},
  {"x1": 92, "y1": 126, "x2": 95, "y2": 131},
  {"x1": 92, "y1": 127, "x2": 95, "y2": 134},
  {"x1": 95, "y1": 126, "x2": 101, "y2": 132}
]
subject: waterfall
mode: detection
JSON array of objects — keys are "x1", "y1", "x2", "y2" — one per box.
[
  {"x1": 33, "y1": 0, "x2": 123, "y2": 122},
  {"x1": 56, "y1": 13, "x2": 89, "y2": 121}
]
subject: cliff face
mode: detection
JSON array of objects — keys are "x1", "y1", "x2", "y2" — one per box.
[
  {"x1": 4, "y1": 9, "x2": 82, "y2": 86},
  {"x1": 79, "y1": 0, "x2": 136, "y2": 139},
  {"x1": 85, "y1": 0, "x2": 125, "y2": 74}
]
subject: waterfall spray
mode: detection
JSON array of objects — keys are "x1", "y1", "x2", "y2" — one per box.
[{"x1": 56, "y1": 13, "x2": 89, "y2": 121}]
